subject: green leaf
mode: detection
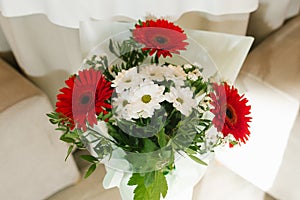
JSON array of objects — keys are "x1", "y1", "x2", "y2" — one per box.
[
  {"x1": 84, "y1": 163, "x2": 97, "y2": 178},
  {"x1": 128, "y1": 173, "x2": 144, "y2": 186},
  {"x1": 188, "y1": 154, "x2": 207, "y2": 166},
  {"x1": 102, "y1": 112, "x2": 112, "y2": 120},
  {"x1": 134, "y1": 184, "x2": 150, "y2": 200},
  {"x1": 80, "y1": 155, "x2": 99, "y2": 163},
  {"x1": 230, "y1": 140, "x2": 238, "y2": 146},
  {"x1": 65, "y1": 145, "x2": 74, "y2": 161},
  {"x1": 60, "y1": 134, "x2": 75, "y2": 143},
  {"x1": 49, "y1": 119, "x2": 58, "y2": 124},
  {"x1": 155, "y1": 171, "x2": 168, "y2": 198},
  {"x1": 46, "y1": 112, "x2": 56, "y2": 118},
  {"x1": 185, "y1": 148, "x2": 197, "y2": 155},
  {"x1": 142, "y1": 139, "x2": 158, "y2": 153},
  {"x1": 144, "y1": 171, "x2": 155, "y2": 187},
  {"x1": 97, "y1": 112, "x2": 104, "y2": 120},
  {"x1": 128, "y1": 171, "x2": 168, "y2": 200},
  {"x1": 157, "y1": 128, "x2": 167, "y2": 148},
  {"x1": 55, "y1": 127, "x2": 67, "y2": 132}
]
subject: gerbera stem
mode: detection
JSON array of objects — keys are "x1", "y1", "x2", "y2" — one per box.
[
  {"x1": 154, "y1": 54, "x2": 159, "y2": 64},
  {"x1": 168, "y1": 109, "x2": 177, "y2": 120}
]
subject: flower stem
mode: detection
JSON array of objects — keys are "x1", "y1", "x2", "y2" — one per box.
[
  {"x1": 86, "y1": 127, "x2": 116, "y2": 144},
  {"x1": 154, "y1": 54, "x2": 159, "y2": 64}
]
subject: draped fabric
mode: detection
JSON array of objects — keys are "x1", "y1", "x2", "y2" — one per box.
[
  {"x1": 0, "y1": 0, "x2": 258, "y2": 28},
  {"x1": 248, "y1": 0, "x2": 300, "y2": 45}
]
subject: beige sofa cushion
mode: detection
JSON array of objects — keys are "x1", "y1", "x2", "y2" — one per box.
[
  {"x1": 242, "y1": 14, "x2": 300, "y2": 100},
  {"x1": 0, "y1": 58, "x2": 80, "y2": 200},
  {"x1": 0, "y1": 58, "x2": 40, "y2": 112},
  {"x1": 241, "y1": 14, "x2": 300, "y2": 200}
]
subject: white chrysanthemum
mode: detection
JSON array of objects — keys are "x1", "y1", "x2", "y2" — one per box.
[
  {"x1": 112, "y1": 68, "x2": 141, "y2": 93},
  {"x1": 112, "y1": 90, "x2": 132, "y2": 120},
  {"x1": 165, "y1": 86, "x2": 197, "y2": 116},
  {"x1": 187, "y1": 69, "x2": 202, "y2": 81},
  {"x1": 125, "y1": 82, "x2": 165, "y2": 119},
  {"x1": 139, "y1": 64, "x2": 166, "y2": 82},
  {"x1": 164, "y1": 64, "x2": 187, "y2": 85}
]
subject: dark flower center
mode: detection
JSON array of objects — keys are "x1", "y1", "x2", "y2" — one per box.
[
  {"x1": 155, "y1": 36, "x2": 167, "y2": 44},
  {"x1": 81, "y1": 95, "x2": 90, "y2": 104},
  {"x1": 226, "y1": 108, "x2": 233, "y2": 119},
  {"x1": 225, "y1": 105, "x2": 237, "y2": 124}
]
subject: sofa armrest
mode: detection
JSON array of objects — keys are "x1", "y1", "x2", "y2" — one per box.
[
  {"x1": 238, "y1": 14, "x2": 300, "y2": 200},
  {"x1": 0, "y1": 58, "x2": 80, "y2": 200}
]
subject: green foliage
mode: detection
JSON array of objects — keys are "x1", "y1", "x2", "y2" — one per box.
[
  {"x1": 47, "y1": 111, "x2": 113, "y2": 178},
  {"x1": 108, "y1": 38, "x2": 148, "y2": 74},
  {"x1": 191, "y1": 78, "x2": 207, "y2": 95},
  {"x1": 172, "y1": 110, "x2": 200, "y2": 150},
  {"x1": 65, "y1": 145, "x2": 74, "y2": 161},
  {"x1": 47, "y1": 112, "x2": 85, "y2": 150},
  {"x1": 157, "y1": 128, "x2": 167, "y2": 148},
  {"x1": 188, "y1": 154, "x2": 207, "y2": 166},
  {"x1": 78, "y1": 155, "x2": 100, "y2": 178},
  {"x1": 80, "y1": 155, "x2": 99, "y2": 163},
  {"x1": 84, "y1": 163, "x2": 97, "y2": 178},
  {"x1": 128, "y1": 171, "x2": 168, "y2": 200}
]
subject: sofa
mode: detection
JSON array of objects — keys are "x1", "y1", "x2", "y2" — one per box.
[
  {"x1": 240, "y1": 14, "x2": 300, "y2": 200},
  {"x1": 0, "y1": 58, "x2": 80, "y2": 200}
]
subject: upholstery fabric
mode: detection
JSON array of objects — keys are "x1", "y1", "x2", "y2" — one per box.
[
  {"x1": 241, "y1": 14, "x2": 300, "y2": 200},
  {"x1": 0, "y1": 58, "x2": 39, "y2": 112},
  {"x1": 0, "y1": 58, "x2": 80, "y2": 200}
]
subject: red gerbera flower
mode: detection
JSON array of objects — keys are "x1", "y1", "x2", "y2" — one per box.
[
  {"x1": 132, "y1": 19, "x2": 188, "y2": 58},
  {"x1": 56, "y1": 69, "x2": 113, "y2": 131},
  {"x1": 210, "y1": 82, "x2": 251, "y2": 145}
]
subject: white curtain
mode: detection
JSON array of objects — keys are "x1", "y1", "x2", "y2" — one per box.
[
  {"x1": 247, "y1": 0, "x2": 300, "y2": 45},
  {"x1": 0, "y1": 0, "x2": 258, "y2": 28},
  {"x1": 0, "y1": 14, "x2": 82, "y2": 104}
]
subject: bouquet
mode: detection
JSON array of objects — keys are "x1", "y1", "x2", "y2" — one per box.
[{"x1": 47, "y1": 18, "x2": 251, "y2": 200}]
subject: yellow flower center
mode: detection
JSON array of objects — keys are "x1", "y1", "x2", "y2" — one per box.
[
  {"x1": 122, "y1": 100, "x2": 129, "y2": 107},
  {"x1": 176, "y1": 97, "x2": 184, "y2": 104},
  {"x1": 142, "y1": 94, "x2": 152, "y2": 103}
]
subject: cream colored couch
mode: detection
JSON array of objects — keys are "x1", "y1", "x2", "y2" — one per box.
[
  {"x1": 0, "y1": 58, "x2": 80, "y2": 200},
  {"x1": 240, "y1": 14, "x2": 300, "y2": 200}
]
